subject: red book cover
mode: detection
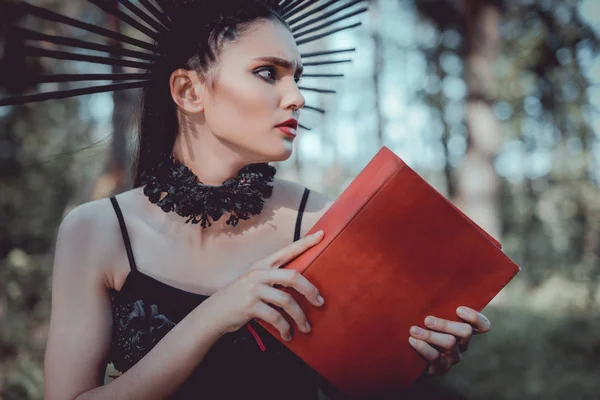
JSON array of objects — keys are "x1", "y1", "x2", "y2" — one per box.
[{"x1": 258, "y1": 146, "x2": 520, "y2": 397}]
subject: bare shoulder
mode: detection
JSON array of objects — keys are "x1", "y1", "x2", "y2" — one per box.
[
  {"x1": 60, "y1": 195, "x2": 120, "y2": 242},
  {"x1": 61, "y1": 197, "x2": 112, "y2": 231},
  {"x1": 271, "y1": 178, "x2": 334, "y2": 238},
  {"x1": 56, "y1": 195, "x2": 126, "y2": 288},
  {"x1": 59, "y1": 197, "x2": 111, "y2": 254}
]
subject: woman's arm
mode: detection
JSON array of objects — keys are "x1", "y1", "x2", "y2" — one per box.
[
  {"x1": 44, "y1": 199, "x2": 326, "y2": 400},
  {"x1": 44, "y1": 202, "x2": 225, "y2": 400}
]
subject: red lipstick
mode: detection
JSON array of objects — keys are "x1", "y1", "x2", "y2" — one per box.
[{"x1": 276, "y1": 118, "x2": 298, "y2": 138}]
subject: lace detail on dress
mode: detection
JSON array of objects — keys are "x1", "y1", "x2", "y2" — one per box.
[{"x1": 110, "y1": 299, "x2": 176, "y2": 373}]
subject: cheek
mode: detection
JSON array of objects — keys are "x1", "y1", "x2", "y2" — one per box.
[
  {"x1": 202, "y1": 75, "x2": 292, "y2": 160},
  {"x1": 207, "y1": 78, "x2": 278, "y2": 134}
]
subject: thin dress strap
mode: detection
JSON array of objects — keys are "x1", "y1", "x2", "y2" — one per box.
[
  {"x1": 109, "y1": 196, "x2": 138, "y2": 272},
  {"x1": 293, "y1": 188, "x2": 311, "y2": 242}
]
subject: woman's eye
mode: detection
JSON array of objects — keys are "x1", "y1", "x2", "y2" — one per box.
[
  {"x1": 255, "y1": 67, "x2": 301, "y2": 84},
  {"x1": 256, "y1": 68, "x2": 276, "y2": 81}
]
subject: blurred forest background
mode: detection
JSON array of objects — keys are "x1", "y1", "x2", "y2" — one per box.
[{"x1": 0, "y1": 0, "x2": 599, "y2": 399}]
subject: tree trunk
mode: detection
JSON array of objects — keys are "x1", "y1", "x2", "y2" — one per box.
[
  {"x1": 371, "y1": 0, "x2": 384, "y2": 148},
  {"x1": 455, "y1": 0, "x2": 503, "y2": 241},
  {"x1": 89, "y1": 13, "x2": 133, "y2": 200}
]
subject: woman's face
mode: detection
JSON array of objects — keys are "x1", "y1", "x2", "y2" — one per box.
[{"x1": 200, "y1": 18, "x2": 305, "y2": 163}]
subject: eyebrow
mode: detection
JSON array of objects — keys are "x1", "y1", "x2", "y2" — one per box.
[{"x1": 253, "y1": 56, "x2": 304, "y2": 76}]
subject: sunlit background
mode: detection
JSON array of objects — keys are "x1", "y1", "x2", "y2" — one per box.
[{"x1": 1, "y1": 0, "x2": 599, "y2": 399}]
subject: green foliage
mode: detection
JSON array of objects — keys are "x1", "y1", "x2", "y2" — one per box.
[
  {"x1": 0, "y1": 68, "x2": 93, "y2": 400},
  {"x1": 0, "y1": 100, "x2": 92, "y2": 258},
  {"x1": 1, "y1": 251, "x2": 50, "y2": 400},
  {"x1": 414, "y1": 0, "x2": 600, "y2": 287},
  {"x1": 404, "y1": 307, "x2": 600, "y2": 400}
]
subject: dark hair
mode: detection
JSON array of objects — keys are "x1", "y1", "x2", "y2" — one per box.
[{"x1": 132, "y1": 0, "x2": 287, "y2": 187}]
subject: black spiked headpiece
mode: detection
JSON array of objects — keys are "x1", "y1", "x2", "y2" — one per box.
[{"x1": 0, "y1": 0, "x2": 368, "y2": 129}]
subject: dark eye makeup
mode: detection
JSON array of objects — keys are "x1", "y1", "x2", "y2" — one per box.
[{"x1": 254, "y1": 66, "x2": 302, "y2": 84}]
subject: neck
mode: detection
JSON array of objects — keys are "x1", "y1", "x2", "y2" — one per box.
[{"x1": 171, "y1": 125, "x2": 257, "y2": 186}]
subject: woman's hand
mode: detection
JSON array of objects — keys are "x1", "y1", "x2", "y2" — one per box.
[
  {"x1": 206, "y1": 230, "x2": 326, "y2": 341},
  {"x1": 408, "y1": 306, "x2": 491, "y2": 377}
]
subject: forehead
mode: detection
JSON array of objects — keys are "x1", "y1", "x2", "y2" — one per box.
[{"x1": 219, "y1": 19, "x2": 301, "y2": 64}]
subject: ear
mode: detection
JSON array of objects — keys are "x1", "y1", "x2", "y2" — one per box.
[{"x1": 169, "y1": 69, "x2": 205, "y2": 114}]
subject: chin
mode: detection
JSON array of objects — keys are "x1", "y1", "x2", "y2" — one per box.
[
  {"x1": 263, "y1": 142, "x2": 293, "y2": 162},
  {"x1": 266, "y1": 144, "x2": 293, "y2": 162},
  {"x1": 242, "y1": 133, "x2": 294, "y2": 163}
]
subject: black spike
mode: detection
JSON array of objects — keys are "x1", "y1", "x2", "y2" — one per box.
[
  {"x1": 303, "y1": 59, "x2": 352, "y2": 67},
  {"x1": 293, "y1": 7, "x2": 369, "y2": 38},
  {"x1": 298, "y1": 123, "x2": 312, "y2": 131},
  {"x1": 280, "y1": 0, "x2": 306, "y2": 16},
  {"x1": 87, "y1": 0, "x2": 159, "y2": 41},
  {"x1": 287, "y1": 0, "x2": 337, "y2": 25},
  {"x1": 302, "y1": 73, "x2": 344, "y2": 78},
  {"x1": 36, "y1": 73, "x2": 152, "y2": 83},
  {"x1": 20, "y1": 2, "x2": 157, "y2": 52},
  {"x1": 283, "y1": 0, "x2": 319, "y2": 19},
  {"x1": 298, "y1": 86, "x2": 336, "y2": 94},
  {"x1": 116, "y1": 0, "x2": 168, "y2": 33},
  {"x1": 0, "y1": 80, "x2": 150, "y2": 107},
  {"x1": 138, "y1": 0, "x2": 173, "y2": 28},
  {"x1": 303, "y1": 105, "x2": 326, "y2": 114},
  {"x1": 24, "y1": 46, "x2": 154, "y2": 69},
  {"x1": 290, "y1": 0, "x2": 366, "y2": 27},
  {"x1": 296, "y1": 23, "x2": 362, "y2": 46},
  {"x1": 14, "y1": 27, "x2": 158, "y2": 61},
  {"x1": 301, "y1": 48, "x2": 355, "y2": 58}
]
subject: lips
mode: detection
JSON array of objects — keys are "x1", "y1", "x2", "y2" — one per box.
[
  {"x1": 276, "y1": 118, "x2": 298, "y2": 130},
  {"x1": 276, "y1": 118, "x2": 298, "y2": 139}
]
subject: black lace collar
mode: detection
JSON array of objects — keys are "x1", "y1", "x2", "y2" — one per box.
[{"x1": 140, "y1": 155, "x2": 276, "y2": 228}]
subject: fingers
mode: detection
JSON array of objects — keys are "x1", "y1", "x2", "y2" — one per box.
[
  {"x1": 253, "y1": 302, "x2": 292, "y2": 341},
  {"x1": 242, "y1": 232, "x2": 326, "y2": 342},
  {"x1": 256, "y1": 285, "x2": 311, "y2": 334},
  {"x1": 423, "y1": 316, "x2": 473, "y2": 347},
  {"x1": 409, "y1": 326, "x2": 457, "y2": 351},
  {"x1": 409, "y1": 335, "x2": 461, "y2": 377},
  {"x1": 408, "y1": 337, "x2": 439, "y2": 363},
  {"x1": 265, "y1": 230, "x2": 324, "y2": 268},
  {"x1": 411, "y1": 309, "x2": 486, "y2": 377},
  {"x1": 457, "y1": 307, "x2": 491, "y2": 334},
  {"x1": 261, "y1": 268, "x2": 325, "y2": 308}
]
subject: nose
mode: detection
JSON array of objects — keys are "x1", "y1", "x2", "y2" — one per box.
[{"x1": 281, "y1": 81, "x2": 305, "y2": 111}]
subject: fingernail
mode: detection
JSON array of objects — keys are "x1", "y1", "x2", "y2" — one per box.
[
  {"x1": 305, "y1": 322, "x2": 311, "y2": 332},
  {"x1": 482, "y1": 315, "x2": 491, "y2": 328},
  {"x1": 457, "y1": 307, "x2": 468, "y2": 317},
  {"x1": 317, "y1": 295, "x2": 325, "y2": 305},
  {"x1": 425, "y1": 316, "x2": 435, "y2": 327},
  {"x1": 410, "y1": 326, "x2": 422, "y2": 335},
  {"x1": 283, "y1": 333, "x2": 292, "y2": 341},
  {"x1": 409, "y1": 337, "x2": 417, "y2": 346},
  {"x1": 313, "y1": 230, "x2": 323, "y2": 237}
]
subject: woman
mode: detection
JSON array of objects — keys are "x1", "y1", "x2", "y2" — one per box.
[{"x1": 38, "y1": 1, "x2": 491, "y2": 399}]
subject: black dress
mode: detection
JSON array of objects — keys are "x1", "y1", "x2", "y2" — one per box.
[{"x1": 106, "y1": 189, "x2": 321, "y2": 399}]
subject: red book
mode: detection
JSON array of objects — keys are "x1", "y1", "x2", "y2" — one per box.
[{"x1": 258, "y1": 146, "x2": 520, "y2": 397}]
